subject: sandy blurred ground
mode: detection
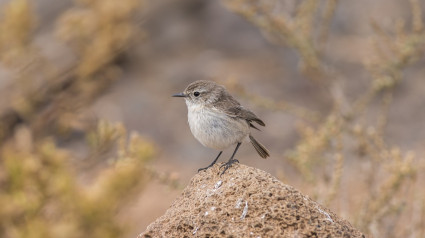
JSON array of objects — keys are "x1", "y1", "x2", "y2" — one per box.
[{"x1": 1, "y1": 0, "x2": 424, "y2": 236}]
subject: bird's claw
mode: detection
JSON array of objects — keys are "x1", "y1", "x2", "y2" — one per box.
[
  {"x1": 198, "y1": 162, "x2": 219, "y2": 173},
  {"x1": 197, "y1": 167, "x2": 209, "y2": 173},
  {"x1": 219, "y1": 159, "x2": 239, "y2": 176}
]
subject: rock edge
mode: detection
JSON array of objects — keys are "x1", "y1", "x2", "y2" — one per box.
[{"x1": 139, "y1": 163, "x2": 365, "y2": 237}]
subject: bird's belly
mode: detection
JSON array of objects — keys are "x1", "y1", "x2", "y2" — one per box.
[{"x1": 188, "y1": 109, "x2": 249, "y2": 150}]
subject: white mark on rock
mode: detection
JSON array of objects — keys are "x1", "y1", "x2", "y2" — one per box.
[
  {"x1": 227, "y1": 182, "x2": 236, "y2": 187},
  {"x1": 317, "y1": 207, "x2": 334, "y2": 223},
  {"x1": 204, "y1": 211, "x2": 209, "y2": 216},
  {"x1": 214, "y1": 180, "x2": 223, "y2": 189},
  {"x1": 235, "y1": 198, "x2": 243, "y2": 208},
  {"x1": 205, "y1": 190, "x2": 213, "y2": 197},
  {"x1": 210, "y1": 207, "x2": 216, "y2": 211},
  {"x1": 240, "y1": 201, "x2": 248, "y2": 220},
  {"x1": 193, "y1": 226, "x2": 199, "y2": 235},
  {"x1": 261, "y1": 214, "x2": 265, "y2": 219},
  {"x1": 206, "y1": 181, "x2": 223, "y2": 197}
]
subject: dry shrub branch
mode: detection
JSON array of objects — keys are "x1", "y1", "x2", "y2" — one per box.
[
  {"x1": 0, "y1": 1, "x2": 156, "y2": 237},
  {"x1": 0, "y1": 122, "x2": 156, "y2": 238},
  {"x1": 223, "y1": 0, "x2": 425, "y2": 236}
]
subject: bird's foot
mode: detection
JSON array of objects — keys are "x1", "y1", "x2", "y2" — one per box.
[
  {"x1": 198, "y1": 151, "x2": 223, "y2": 173},
  {"x1": 219, "y1": 159, "x2": 239, "y2": 176},
  {"x1": 198, "y1": 164, "x2": 214, "y2": 173}
]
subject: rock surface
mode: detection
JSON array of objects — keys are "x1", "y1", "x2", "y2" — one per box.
[{"x1": 139, "y1": 163, "x2": 365, "y2": 237}]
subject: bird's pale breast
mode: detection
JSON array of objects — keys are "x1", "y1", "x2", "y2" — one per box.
[{"x1": 187, "y1": 104, "x2": 249, "y2": 150}]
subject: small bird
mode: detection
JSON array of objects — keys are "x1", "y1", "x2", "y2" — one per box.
[{"x1": 173, "y1": 80, "x2": 269, "y2": 175}]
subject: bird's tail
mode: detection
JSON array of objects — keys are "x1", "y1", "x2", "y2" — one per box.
[{"x1": 249, "y1": 134, "x2": 270, "y2": 159}]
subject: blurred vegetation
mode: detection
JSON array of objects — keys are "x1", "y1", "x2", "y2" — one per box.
[
  {"x1": 0, "y1": 0, "x2": 36, "y2": 67},
  {"x1": 224, "y1": 0, "x2": 425, "y2": 237},
  {"x1": 56, "y1": 0, "x2": 143, "y2": 78},
  {"x1": 1, "y1": 0, "x2": 425, "y2": 237},
  {"x1": 0, "y1": 123, "x2": 155, "y2": 238},
  {"x1": 0, "y1": 0, "x2": 160, "y2": 237}
]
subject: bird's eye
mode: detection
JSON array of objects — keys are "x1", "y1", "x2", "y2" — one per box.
[{"x1": 194, "y1": 91, "x2": 200, "y2": 97}]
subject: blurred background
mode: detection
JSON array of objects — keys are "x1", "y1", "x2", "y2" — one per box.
[{"x1": 0, "y1": 0, "x2": 424, "y2": 237}]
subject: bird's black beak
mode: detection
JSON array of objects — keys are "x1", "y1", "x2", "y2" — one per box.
[{"x1": 172, "y1": 92, "x2": 186, "y2": 97}]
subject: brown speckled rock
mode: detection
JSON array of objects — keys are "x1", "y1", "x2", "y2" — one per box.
[{"x1": 139, "y1": 163, "x2": 365, "y2": 238}]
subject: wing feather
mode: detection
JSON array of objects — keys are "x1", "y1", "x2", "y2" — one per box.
[{"x1": 213, "y1": 91, "x2": 265, "y2": 128}]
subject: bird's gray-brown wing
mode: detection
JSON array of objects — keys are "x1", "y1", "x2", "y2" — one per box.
[{"x1": 214, "y1": 91, "x2": 265, "y2": 130}]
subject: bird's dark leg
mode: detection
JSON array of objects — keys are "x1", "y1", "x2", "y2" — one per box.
[
  {"x1": 198, "y1": 151, "x2": 222, "y2": 172},
  {"x1": 220, "y1": 143, "x2": 241, "y2": 175}
]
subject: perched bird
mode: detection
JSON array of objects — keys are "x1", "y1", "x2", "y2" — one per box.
[{"x1": 173, "y1": 80, "x2": 269, "y2": 175}]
